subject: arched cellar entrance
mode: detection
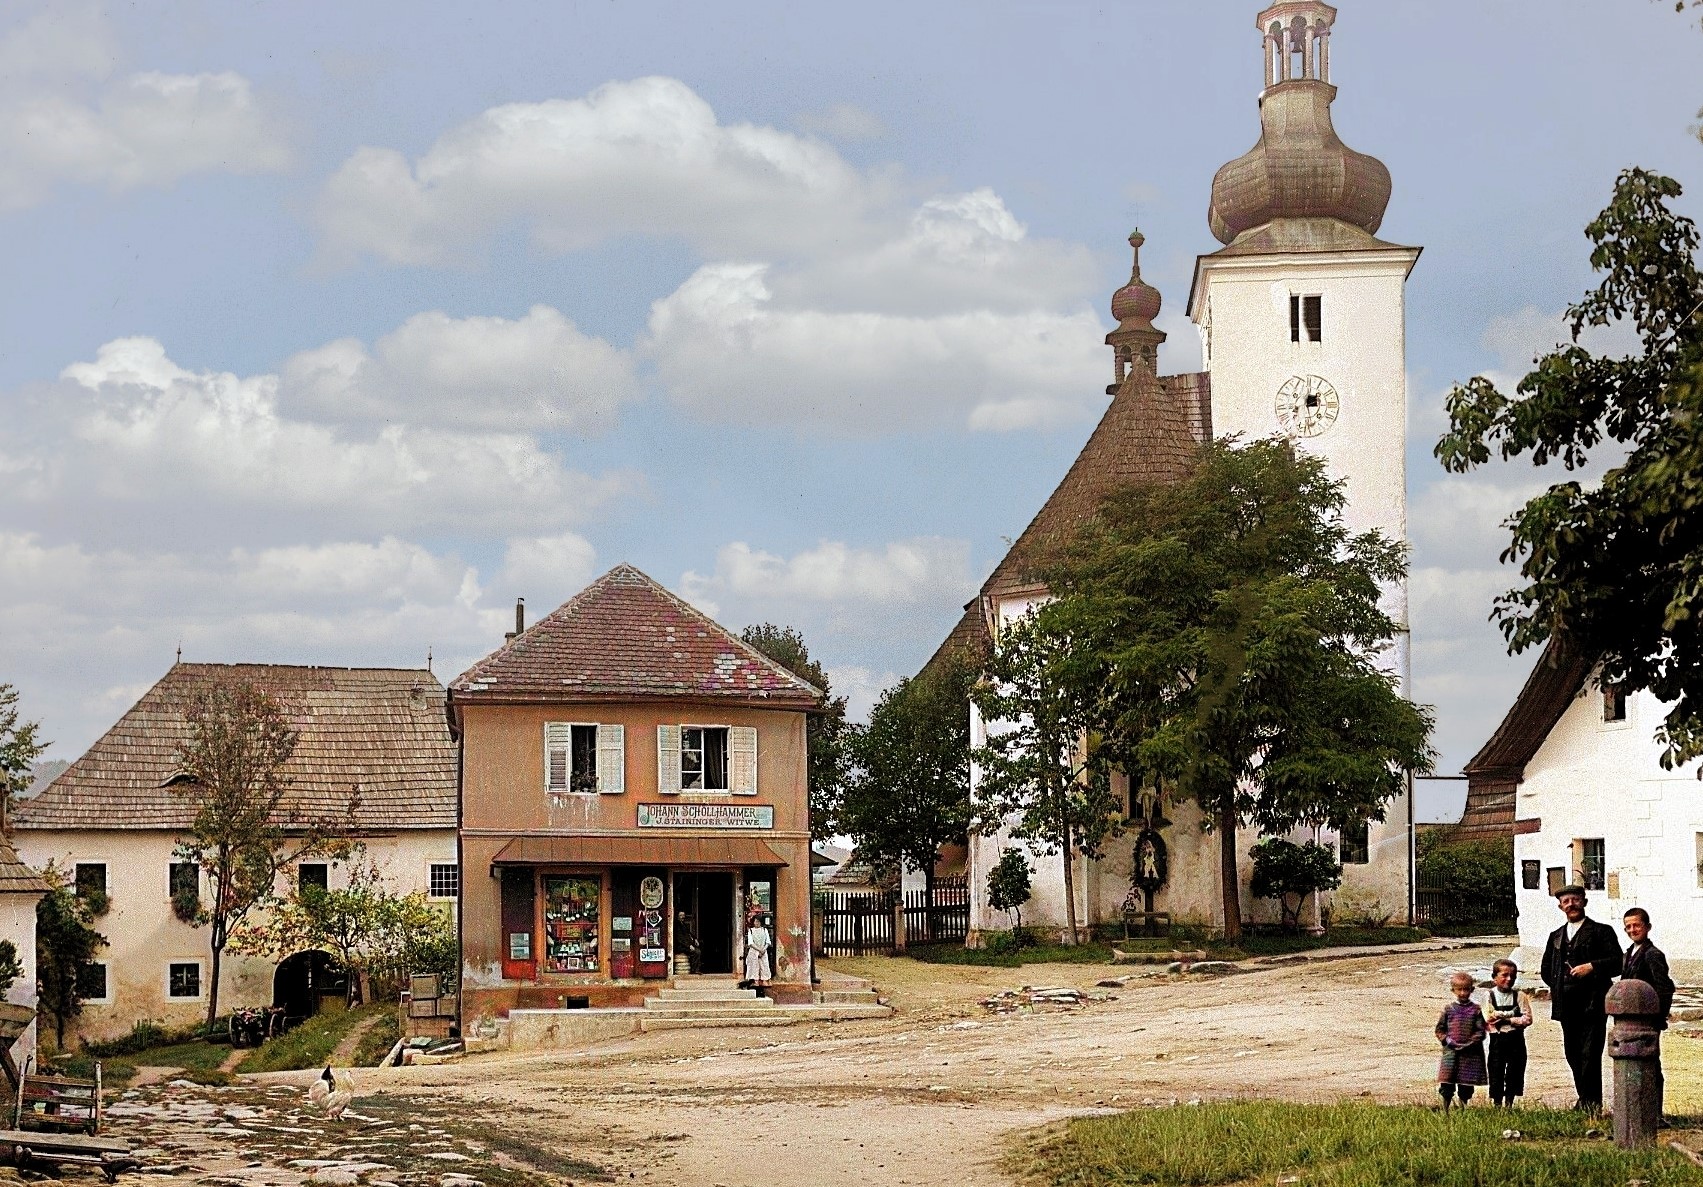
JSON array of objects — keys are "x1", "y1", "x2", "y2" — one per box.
[{"x1": 273, "y1": 950, "x2": 349, "y2": 1024}]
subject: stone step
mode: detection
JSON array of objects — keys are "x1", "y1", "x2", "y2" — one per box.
[
  {"x1": 640, "y1": 1015, "x2": 801, "y2": 1031},
  {"x1": 643, "y1": 999, "x2": 782, "y2": 1015},
  {"x1": 815, "y1": 989, "x2": 881, "y2": 1005},
  {"x1": 654, "y1": 986, "x2": 759, "y2": 1001}
]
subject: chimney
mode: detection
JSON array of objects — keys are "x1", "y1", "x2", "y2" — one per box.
[{"x1": 506, "y1": 597, "x2": 525, "y2": 641}]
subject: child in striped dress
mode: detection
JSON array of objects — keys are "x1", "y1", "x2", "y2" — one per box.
[{"x1": 1435, "y1": 971, "x2": 1488, "y2": 1111}]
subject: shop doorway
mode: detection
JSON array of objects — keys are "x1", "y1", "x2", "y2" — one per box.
[{"x1": 673, "y1": 871, "x2": 735, "y2": 974}]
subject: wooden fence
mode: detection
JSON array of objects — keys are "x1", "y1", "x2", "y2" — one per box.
[{"x1": 818, "y1": 876, "x2": 969, "y2": 957}]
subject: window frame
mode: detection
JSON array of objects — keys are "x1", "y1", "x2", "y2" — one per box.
[
  {"x1": 680, "y1": 725, "x2": 730, "y2": 792},
  {"x1": 168, "y1": 861, "x2": 199, "y2": 900},
  {"x1": 1338, "y1": 819, "x2": 1370, "y2": 865},
  {"x1": 76, "y1": 960, "x2": 111, "y2": 1005},
  {"x1": 74, "y1": 861, "x2": 108, "y2": 901},
  {"x1": 166, "y1": 960, "x2": 205, "y2": 1001},
  {"x1": 546, "y1": 721, "x2": 625, "y2": 796},
  {"x1": 1289, "y1": 293, "x2": 1323, "y2": 344},
  {"x1": 1601, "y1": 684, "x2": 1629, "y2": 726},
  {"x1": 297, "y1": 862, "x2": 329, "y2": 895},
  {"x1": 1575, "y1": 838, "x2": 1607, "y2": 892},
  {"x1": 1521, "y1": 859, "x2": 1541, "y2": 891},
  {"x1": 428, "y1": 862, "x2": 460, "y2": 900}
]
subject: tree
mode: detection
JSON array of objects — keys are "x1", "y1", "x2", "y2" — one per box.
[
  {"x1": 1, "y1": 683, "x2": 47, "y2": 832},
  {"x1": 1249, "y1": 839, "x2": 1342, "y2": 932},
  {"x1": 172, "y1": 679, "x2": 355, "y2": 1025},
  {"x1": 0, "y1": 939, "x2": 23, "y2": 1001},
  {"x1": 841, "y1": 648, "x2": 976, "y2": 919},
  {"x1": 1416, "y1": 833, "x2": 1516, "y2": 925},
  {"x1": 231, "y1": 854, "x2": 455, "y2": 1004},
  {"x1": 35, "y1": 865, "x2": 107, "y2": 1048},
  {"x1": 1041, "y1": 439, "x2": 1435, "y2": 939},
  {"x1": 740, "y1": 624, "x2": 849, "y2": 838},
  {"x1": 985, "y1": 848, "x2": 1033, "y2": 931},
  {"x1": 1436, "y1": 169, "x2": 1703, "y2": 766},
  {"x1": 970, "y1": 612, "x2": 1122, "y2": 946}
]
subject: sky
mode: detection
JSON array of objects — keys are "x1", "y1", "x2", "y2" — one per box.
[{"x1": 2, "y1": 1, "x2": 1700, "y2": 822}]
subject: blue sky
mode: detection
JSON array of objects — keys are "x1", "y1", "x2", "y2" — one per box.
[{"x1": 3, "y1": 1, "x2": 1700, "y2": 821}]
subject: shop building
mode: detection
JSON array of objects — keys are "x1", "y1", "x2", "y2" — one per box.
[{"x1": 451, "y1": 564, "x2": 822, "y2": 1019}]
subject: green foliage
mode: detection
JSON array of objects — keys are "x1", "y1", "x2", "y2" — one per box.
[
  {"x1": 740, "y1": 624, "x2": 848, "y2": 838},
  {"x1": 1039, "y1": 439, "x2": 1434, "y2": 938},
  {"x1": 236, "y1": 1001, "x2": 390, "y2": 1074},
  {"x1": 351, "y1": 1008, "x2": 401, "y2": 1067},
  {"x1": 1013, "y1": 1100, "x2": 1695, "y2": 1187},
  {"x1": 0, "y1": 938, "x2": 22, "y2": 1000},
  {"x1": 971, "y1": 613, "x2": 1122, "y2": 945},
  {"x1": 1249, "y1": 838, "x2": 1343, "y2": 931},
  {"x1": 985, "y1": 848, "x2": 1034, "y2": 930},
  {"x1": 231, "y1": 854, "x2": 456, "y2": 1003},
  {"x1": 841, "y1": 649, "x2": 975, "y2": 905},
  {"x1": 0, "y1": 682, "x2": 48, "y2": 828},
  {"x1": 1416, "y1": 832, "x2": 1516, "y2": 923},
  {"x1": 1436, "y1": 169, "x2": 1703, "y2": 767},
  {"x1": 35, "y1": 863, "x2": 108, "y2": 1048},
  {"x1": 172, "y1": 677, "x2": 357, "y2": 1024}
]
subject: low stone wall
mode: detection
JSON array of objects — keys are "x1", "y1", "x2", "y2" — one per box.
[{"x1": 499, "y1": 1008, "x2": 643, "y2": 1051}]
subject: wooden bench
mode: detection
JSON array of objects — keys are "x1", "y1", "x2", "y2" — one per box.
[
  {"x1": 0, "y1": 1128, "x2": 136, "y2": 1182},
  {"x1": 1121, "y1": 909, "x2": 1172, "y2": 940}
]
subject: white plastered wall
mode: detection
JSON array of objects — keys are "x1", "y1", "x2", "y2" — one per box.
[
  {"x1": 13, "y1": 828, "x2": 456, "y2": 1042},
  {"x1": 1512, "y1": 685, "x2": 1703, "y2": 978},
  {"x1": 1, "y1": 889, "x2": 44, "y2": 1064}
]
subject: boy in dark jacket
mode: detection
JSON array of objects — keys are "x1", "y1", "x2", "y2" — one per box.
[{"x1": 1621, "y1": 907, "x2": 1674, "y2": 1122}]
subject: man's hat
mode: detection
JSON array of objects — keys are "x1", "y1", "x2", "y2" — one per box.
[{"x1": 1555, "y1": 884, "x2": 1587, "y2": 899}]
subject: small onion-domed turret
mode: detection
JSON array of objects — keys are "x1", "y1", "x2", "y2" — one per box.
[
  {"x1": 1111, "y1": 231, "x2": 1163, "y2": 327},
  {"x1": 1207, "y1": 2, "x2": 1392, "y2": 246},
  {"x1": 1105, "y1": 230, "x2": 1166, "y2": 393}
]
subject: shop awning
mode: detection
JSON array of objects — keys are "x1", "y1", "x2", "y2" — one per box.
[{"x1": 488, "y1": 834, "x2": 789, "y2": 869}]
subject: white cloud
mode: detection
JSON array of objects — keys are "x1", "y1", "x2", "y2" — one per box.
[
  {"x1": 279, "y1": 305, "x2": 637, "y2": 433},
  {"x1": 2, "y1": 336, "x2": 631, "y2": 541},
  {"x1": 644, "y1": 260, "x2": 1106, "y2": 433},
  {"x1": 313, "y1": 76, "x2": 890, "y2": 267},
  {"x1": 491, "y1": 532, "x2": 601, "y2": 605},
  {"x1": 684, "y1": 537, "x2": 974, "y2": 606},
  {"x1": 827, "y1": 664, "x2": 901, "y2": 724},
  {"x1": 794, "y1": 102, "x2": 886, "y2": 143},
  {"x1": 0, "y1": 7, "x2": 289, "y2": 211}
]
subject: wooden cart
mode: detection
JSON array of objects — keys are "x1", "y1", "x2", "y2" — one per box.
[{"x1": 13, "y1": 1053, "x2": 103, "y2": 1136}]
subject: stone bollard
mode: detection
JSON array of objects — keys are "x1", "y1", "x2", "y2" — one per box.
[{"x1": 1605, "y1": 979, "x2": 1663, "y2": 1149}]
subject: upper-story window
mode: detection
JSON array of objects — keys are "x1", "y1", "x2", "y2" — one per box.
[
  {"x1": 298, "y1": 863, "x2": 329, "y2": 894},
  {"x1": 657, "y1": 725, "x2": 757, "y2": 795},
  {"x1": 1602, "y1": 684, "x2": 1627, "y2": 723},
  {"x1": 1290, "y1": 294, "x2": 1323, "y2": 343},
  {"x1": 1338, "y1": 819, "x2": 1370, "y2": 865},
  {"x1": 75, "y1": 862, "x2": 107, "y2": 900},
  {"x1": 545, "y1": 722, "x2": 626, "y2": 795}
]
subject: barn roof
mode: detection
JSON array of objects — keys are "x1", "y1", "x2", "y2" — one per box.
[
  {"x1": 0, "y1": 834, "x2": 49, "y2": 895},
  {"x1": 13, "y1": 664, "x2": 456, "y2": 833}
]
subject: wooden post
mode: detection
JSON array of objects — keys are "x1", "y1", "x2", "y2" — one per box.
[{"x1": 892, "y1": 895, "x2": 907, "y2": 952}]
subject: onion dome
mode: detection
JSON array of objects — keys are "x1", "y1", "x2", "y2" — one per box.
[
  {"x1": 1207, "y1": 2, "x2": 1392, "y2": 246},
  {"x1": 1106, "y1": 230, "x2": 1166, "y2": 392}
]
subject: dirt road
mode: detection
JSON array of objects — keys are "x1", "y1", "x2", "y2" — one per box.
[{"x1": 102, "y1": 945, "x2": 1703, "y2": 1187}]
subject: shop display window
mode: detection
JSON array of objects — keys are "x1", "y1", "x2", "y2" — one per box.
[{"x1": 543, "y1": 876, "x2": 601, "y2": 973}]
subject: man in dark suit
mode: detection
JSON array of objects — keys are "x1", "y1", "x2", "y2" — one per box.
[
  {"x1": 1539, "y1": 885, "x2": 1623, "y2": 1111},
  {"x1": 1621, "y1": 906, "x2": 1675, "y2": 1122}
]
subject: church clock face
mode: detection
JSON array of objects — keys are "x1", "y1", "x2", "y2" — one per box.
[{"x1": 1275, "y1": 374, "x2": 1340, "y2": 438}]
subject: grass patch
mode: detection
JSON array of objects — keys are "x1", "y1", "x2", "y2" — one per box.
[
  {"x1": 236, "y1": 1002, "x2": 390, "y2": 1074},
  {"x1": 908, "y1": 927, "x2": 1435, "y2": 968},
  {"x1": 50, "y1": 1037, "x2": 228, "y2": 1085},
  {"x1": 352, "y1": 1096, "x2": 612, "y2": 1183},
  {"x1": 351, "y1": 1008, "x2": 400, "y2": 1067},
  {"x1": 1011, "y1": 1100, "x2": 1698, "y2": 1186}
]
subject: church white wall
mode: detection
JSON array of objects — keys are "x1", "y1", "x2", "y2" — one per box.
[
  {"x1": 0, "y1": 890, "x2": 44, "y2": 1065},
  {"x1": 1512, "y1": 685, "x2": 1703, "y2": 975},
  {"x1": 14, "y1": 828, "x2": 456, "y2": 1043}
]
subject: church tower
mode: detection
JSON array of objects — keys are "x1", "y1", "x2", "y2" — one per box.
[
  {"x1": 1189, "y1": 1, "x2": 1419, "y2": 900},
  {"x1": 1189, "y1": 1, "x2": 1418, "y2": 689}
]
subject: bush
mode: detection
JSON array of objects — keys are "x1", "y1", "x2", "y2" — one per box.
[
  {"x1": 1331, "y1": 887, "x2": 1397, "y2": 929},
  {"x1": 0, "y1": 938, "x2": 22, "y2": 1001},
  {"x1": 1417, "y1": 834, "x2": 1515, "y2": 923},
  {"x1": 1249, "y1": 839, "x2": 1341, "y2": 931},
  {"x1": 986, "y1": 849, "x2": 1033, "y2": 930},
  {"x1": 984, "y1": 928, "x2": 1038, "y2": 956}
]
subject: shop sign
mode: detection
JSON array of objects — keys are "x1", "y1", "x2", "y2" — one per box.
[
  {"x1": 639, "y1": 947, "x2": 667, "y2": 963},
  {"x1": 636, "y1": 802, "x2": 774, "y2": 829}
]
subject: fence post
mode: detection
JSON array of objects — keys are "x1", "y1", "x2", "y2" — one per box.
[{"x1": 893, "y1": 894, "x2": 907, "y2": 952}]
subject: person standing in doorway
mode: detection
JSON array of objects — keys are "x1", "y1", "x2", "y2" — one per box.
[
  {"x1": 744, "y1": 914, "x2": 773, "y2": 997},
  {"x1": 1539, "y1": 885, "x2": 1622, "y2": 1112},
  {"x1": 1621, "y1": 907, "x2": 1675, "y2": 1125}
]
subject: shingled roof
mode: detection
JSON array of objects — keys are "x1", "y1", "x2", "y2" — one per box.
[
  {"x1": 0, "y1": 834, "x2": 49, "y2": 895},
  {"x1": 13, "y1": 664, "x2": 456, "y2": 833},
  {"x1": 451, "y1": 564, "x2": 823, "y2": 709},
  {"x1": 981, "y1": 367, "x2": 1208, "y2": 599}
]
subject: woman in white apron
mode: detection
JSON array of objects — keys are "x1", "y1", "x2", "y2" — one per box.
[{"x1": 743, "y1": 915, "x2": 773, "y2": 995}]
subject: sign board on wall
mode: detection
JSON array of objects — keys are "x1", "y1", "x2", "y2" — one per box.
[{"x1": 636, "y1": 802, "x2": 775, "y2": 829}]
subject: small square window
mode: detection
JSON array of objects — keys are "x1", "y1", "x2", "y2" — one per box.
[
  {"x1": 168, "y1": 962, "x2": 201, "y2": 999},
  {"x1": 1338, "y1": 819, "x2": 1370, "y2": 865},
  {"x1": 76, "y1": 961, "x2": 108, "y2": 1002},
  {"x1": 1522, "y1": 860, "x2": 1541, "y2": 890},
  {"x1": 1546, "y1": 866, "x2": 1565, "y2": 896},
  {"x1": 429, "y1": 863, "x2": 460, "y2": 899},
  {"x1": 682, "y1": 726, "x2": 729, "y2": 791},
  {"x1": 1603, "y1": 685, "x2": 1627, "y2": 723},
  {"x1": 298, "y1": 863, "x2": 329, "y2": 894},
  {"x1": 75, "y1": 862, "x2": 107, "y2": 899}
]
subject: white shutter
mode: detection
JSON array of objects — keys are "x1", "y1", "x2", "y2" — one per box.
[
  {"x1": 544, "y1": 722, "x2": 571, "y2": 794},
  {"x1": 730, "y1": 726, "x2": 757, "y2": 796},
  {"x1": 596, "y1": 723, "x2": 625, "y2": 794},
  {"x1": 656, "y1": 725, "x2": 682, "y2": 794}
]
